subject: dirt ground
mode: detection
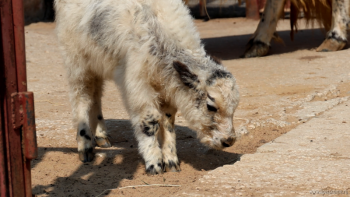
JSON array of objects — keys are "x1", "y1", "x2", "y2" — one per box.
[{"x1": 26, "y1": 18, "x2": 350, "y2": 197}]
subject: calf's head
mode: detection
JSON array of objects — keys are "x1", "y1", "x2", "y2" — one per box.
[{"x1": 173, "y1": 60, "x2": 239, "y2": 150}]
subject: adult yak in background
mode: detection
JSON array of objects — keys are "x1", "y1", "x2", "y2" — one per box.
[{"x1": 243, "y1": 0, "x2": 349, "y2": 58}]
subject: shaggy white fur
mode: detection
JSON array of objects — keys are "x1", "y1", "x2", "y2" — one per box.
[{"x1": 55, "y1": 0, "x2": 239, "y2": 174}]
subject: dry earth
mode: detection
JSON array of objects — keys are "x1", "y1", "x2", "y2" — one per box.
[{"x1": 26, "y1": 18, "x2": 350, "y2": 196}]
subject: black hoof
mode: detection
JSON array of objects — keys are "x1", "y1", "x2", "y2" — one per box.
[
  {"x1": 163, "y1": 160, "x2": 181, "y2": 172},
  {"x1": 242, "y1": 39, "x2": 270, "y2": 58},
  {"x1": 78, "y1": 147, "x2": 94, "y2": 162},
  {"x1": 146, "y1": 163, "x2": 163, "y2": 175}
]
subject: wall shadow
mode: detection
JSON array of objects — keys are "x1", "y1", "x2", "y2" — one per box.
[
  {"x1": 31, "y1": 119, "x2": 240, "y2": 196},
  {"x1": 24, "y1": 0, "x2": 55, "y2": 25},
  {"x1": 202, "y1": 28, "x2": 336, "y2": 60}
]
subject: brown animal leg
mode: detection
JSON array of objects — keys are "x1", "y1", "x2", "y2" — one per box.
[
  {"x1": 317, "y1": 0, "x2": 349, "y2": 52},
  {"x1": 243, "y1": 0, "x2": 286, "y2": 58}
]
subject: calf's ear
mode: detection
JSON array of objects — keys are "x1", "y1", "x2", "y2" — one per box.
[{"x1": 173, "y1": 61, "x2": 199, "y2": 89}]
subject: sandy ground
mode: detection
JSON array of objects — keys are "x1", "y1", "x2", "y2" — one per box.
[
  {"x1": 26, "y1": 18, "x2": 350, "y2": 196},
  {"x1": 179, "y1": 99, "x2": 350, "y2": 197}
]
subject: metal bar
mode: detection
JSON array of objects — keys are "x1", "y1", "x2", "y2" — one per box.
[
  {"x1": 0, "y1": 0, "x2": 26, "y2": 196},
  {"x1": 21, "y1": 92, "x2": 37, "y2": 197},
  {"x1": 20, "y1": 93, "x2": 37, "y2": 160},
  {"x1": 0, "y1": 19, "x2": 9, "y2": 197},
  {"x1": 12, "y1": 0, "x2": 27, "y2": 92},
  {"x1": 1, "y1": 1, "x2": 16, "y2": 196},
  {"x1": 0, "y1": 108, "x2": 8, "y2": 197},
  {"x1": 12, "y1": 0, "x2": 33, "y2": 195},
  {"x1": 11, "y1": 92, "x2": 37, "y2": 197}
]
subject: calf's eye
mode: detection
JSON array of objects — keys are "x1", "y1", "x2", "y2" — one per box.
[{"x1": 207, "y1": 104, "x2": 217, "y2": 112}]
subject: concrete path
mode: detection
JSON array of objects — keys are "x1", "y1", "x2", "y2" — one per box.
[{"x1": 178, "y1": 100, "x2": 350, "y2": 196}]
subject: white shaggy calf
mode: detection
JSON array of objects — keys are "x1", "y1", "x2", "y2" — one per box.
[
  {"x1": 55, "y1": 0, "x2": 239, "y2": 174},
  {"x1": 243, "y1": 0, "x2": 349, "y2": 58}
]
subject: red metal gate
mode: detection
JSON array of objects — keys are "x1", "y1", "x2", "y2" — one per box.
[{"x1": 1, "y1": 0, "x2": 37, "y2": 196}]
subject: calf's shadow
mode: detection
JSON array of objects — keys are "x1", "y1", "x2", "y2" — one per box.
[{"x1": 32, "y1": 119, "x2": 240, "y2": 196}]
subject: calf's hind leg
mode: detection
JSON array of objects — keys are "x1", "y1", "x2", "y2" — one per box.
[
  {"x1": 89, "y1": 78, "x2": 111, "y2": 148},
  {"x1": 70, "y1": 74, "x2": 111, "y2": 162},
  {"x1": 317, "y1": 0, "x2": 349, "y2": 52},
  {"x1": 69, "y1": 75, "x2": 96, "y2": 162}
]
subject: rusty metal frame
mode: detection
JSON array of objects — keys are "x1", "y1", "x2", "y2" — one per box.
[
  {"x1": 0, "y1": 18, "x2": 9, "y2": 197},
  {"x1": 1, "y1": 0, "x2": 37, "y2": 196}
]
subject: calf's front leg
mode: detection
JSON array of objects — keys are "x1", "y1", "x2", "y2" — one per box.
[
  {"x1": 123, "y1": 55, "x2": 164, "y2": 174},
  {"x1": 159, "y1": 107, "x2": 181, "y2": 172},
  {"x1": 133, "y1": 108, "x2": 164, "y2": 174}
]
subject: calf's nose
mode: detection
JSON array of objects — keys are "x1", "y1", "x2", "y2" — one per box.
[{"x1": 221, "y1": 137, "x2": 235, "y2": 147}]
